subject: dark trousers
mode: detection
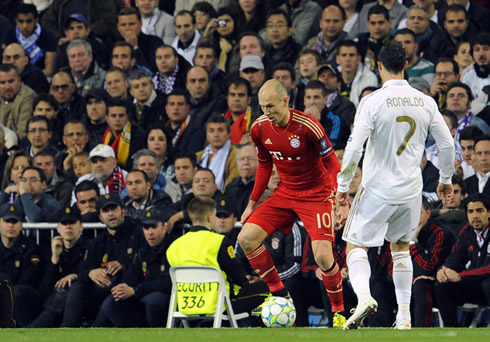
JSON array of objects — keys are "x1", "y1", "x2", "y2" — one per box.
[
  {"x1": 412, "y1": 278, "x2": 435, "y2": 327},
  {"x1": 13, "y1": 285, "x2": 41, "y2": 327},
  {"x1": 102, "y1": 291, "x2": 170, "y2": 327},
  {"x1": 435, "y1": 278, "x2": 490, "y2": 327},
  {"x1": 0, "y1": 273, "x2": 15, "y2": 328}
]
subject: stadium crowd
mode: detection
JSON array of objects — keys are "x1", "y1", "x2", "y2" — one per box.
[{"x1": 0, "y1": 0, "x2": 489, "y2": 328}]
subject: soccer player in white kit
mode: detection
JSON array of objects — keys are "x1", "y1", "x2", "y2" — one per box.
[{"x1": 335, "y1": 41, "x2": 455, "y2": 330}]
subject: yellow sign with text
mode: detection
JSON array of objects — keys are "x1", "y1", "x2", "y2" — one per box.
[{"x1": 176, "y1": 282, "x2": 222, "y2": 315}]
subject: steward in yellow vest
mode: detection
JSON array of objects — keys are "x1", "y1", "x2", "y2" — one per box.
[{"x1": 166, "y1": 196, "x2": 268, "y2": 324}]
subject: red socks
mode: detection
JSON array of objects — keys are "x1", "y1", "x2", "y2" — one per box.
[
  {"x1": 321, "y1": 262, "x2": 345, "y2": 313},
  {"x1": 245, "y1": 244, "x2": 285, "y2": 294}
]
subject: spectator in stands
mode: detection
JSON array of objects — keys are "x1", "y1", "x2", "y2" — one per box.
[
  {"x1": 264, "y1": 9, "x2": 302, "y2": 69},
  {"x1": 0, "y1": 64, "x2": 36, "y2": 139},
  {"x1": 277, "y1": 0, "x2": 321, "y2": 46},
  {"x1": 72, "y1": 152, "x2": 91, "y2": 180},
  {"x1": 62, "y1": 39, "x2": 105, "y2": 96},
  {"x1": 152, "y1": 44, "x2": 191, "y2": 96},
  {"x1": 394, "y1": 28, "x2": 435, "y2": 86},
  {"x1": 461, "y1": 32, "x2": 490, "y2": 100},
  {"x1": 305, "y1": 5, "x2": 351, "y2": 68},
  {"x1": 224, "y1": 144, "x2": 257, "y2": 218},
  {"x1": 303, "y1": 81, "x2": 350, "y2": 149},
  {"x1": 1, "y1": 4, "x2": 56, "y2": 77},
  {"x1": 111, "y1": 42, "x2": 138, "y2": 74},
  {"x1": 356, "y1": 5, "x2": 392, "y2": 77},
  {"x1": 298, "y1": 49, "x2": 321, "y2": 85},
  {"x1": 164, "y1": 168, "x2": 221, "y2": 233},
  {"x1": 33, "y1": 151, "x2": 73, "y2": 208},
  {"x1": 239, "y1": 55, "x2": 266, "y2": 115},
  {"x1": 430, "y1": 58, "x2": 459, "y2": 109},
  {"x1": 435, "y1": 193, "x2": 490, "y2": 327},
  {"x1": 448, "y1": 82, "x2": 490, "y2": 143},
  {"x1": 0, "y1": 166, "x2": 61, "y2": 222},
  {"x1": 465, "y1": 135, "x2": 490, "y2": 196},
  {"x1": 74, "y1": 180, "x2": 100, "y2": 222},
  {"x1": 56, "y1": 14, "x2": 110, "y2": 72},
  {"x1": 191, "y1": 2, "x2": 217, "y2": 34},
  {"x1": 317, "y1": 64, "x2": 356, "y2": 128},
  {"x1": 2, "y1": 43, "x2": 49, "y2": 94},
  {"x1": 72, "y1": 144, "x2": 128, "y2": 204},
  {"x1": 438, "y1": 0, "x2": 490, "y2": 32},
  {"x1": 0, "y1": 202, "x2": 42, "y2": 327},
  {"x1": 358, "y1": 0, "x2": 406, "y2": 34},
  {"x1": 194, "y1": 42, "x2": 228, "y2": 96},
  {"x1": 406, "y1": 5, "x2": 446, "y2": 64},
  {"x1": 136, "y1": 0, "x2": 176, "y2": 45},
  {"x1": 22, "y1": 116, "x2": 59, "y2": 158},
  {"x1": 50, "y1": 71, "x2": 85, "y2": 123},
  {"x1": 187, "y1": 66, "x2": 227, "y2": 127},
  {"x1": 236, "y1": 0, "x2": 266, "y2": 34},
  {"x1": 145, "y1": 126, "x2": 173, "y2": 178},
  {"x1": 101, "y1": 206, "x2": 171, "y2": 327},
  {"x1": 124, "y1": 169, "x2": 172, "y2": 222},
  {"x1": 105, "y1": 68, "x2": 131, "y2": 109},
  {"x1": 57, "y1": 120, "x2": 90, "y2": 180},
  {"x1": 336, "y1": 40, "x2": 378, "y2": 107},
  {"x1": 440, "y1": 5, "x2": 478, "y2": 59},
  {"x1": 172, "y1": 10, "x2": 201, "y2": 65},
  {"x1": 32, "y1": 94, "x2": 63, "y2": 150},
  {"x1": 30, "y1": 206, "x2": 90, "y2": 328},
  {"x1": 222, "y1": 77, "x2": 255, "y2": 144},
  {"x1": 82, "y1": 88, "x2": 109, "y2": 144},
  {"x1": 165, "y1": 90, "x2": 206, "y2": 155},
  {"x1": 453, "y1": 41, "x2": 473, "y2": 74},
  {"x1": 411, "y1": 197, "x2": 456, "y2": 327},
  {"x1": 102, "y1": 99, "x2": 145, "y2": 170},
  {"x1": 133, "y1": 149, "x2": 168, "y2": 192},
  {"x1": 197, "y1": 114, "x2": 239, "y2": 191},
  {"x1": 272, "y1": 63, "x2": 304, "y2": 111},
  {"x1": 228, "y1": 32, "x2": 267, "y2": 76},
  {"x1": 0, "y1": 127, "x2": 9, "y2": 181},
  {"x1": 41, "y1": 0, "x2": 117, "y2": 47},
  {"x1": 129, "y1": 69, "x2": 168, "y2": 128},
  {"x1": 117, "y1": 7, "x2": 163, "y2": 73},
  {"x1": 1, "y1": 152, "x2": 30, "y2": 203},
  {"x1": 63, "y1": 193, "x2": 141, "y2": 327},
  {"x1": 165, "y1": 151, "x2": 197, "y2": 203},
  {"x1": 459, "y1": 126, "x2": 483, "y2": 179}
]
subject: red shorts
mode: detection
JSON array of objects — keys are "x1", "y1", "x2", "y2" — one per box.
[{"x1": 247, "y1": 190, "x2": 335, "y2": 242}]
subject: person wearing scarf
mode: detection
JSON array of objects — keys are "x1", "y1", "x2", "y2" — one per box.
[
  {"x1": 196, "y1": 114, "x2": 239, "y2": 191},
  {"x1": 222, "y1": 78, "x2": 255, "y2": 145}
]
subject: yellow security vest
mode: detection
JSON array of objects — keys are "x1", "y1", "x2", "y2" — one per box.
[{"x1": 167, "y1": 227, "x2": 232, "y2": 315}]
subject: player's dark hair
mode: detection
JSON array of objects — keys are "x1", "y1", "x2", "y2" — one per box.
[
  {"x1": 378, "y1": 41, "x2": 406, "y2": 74},
  {"x1": 368, "y1": 5, "x2": 390, "y2": 21}
]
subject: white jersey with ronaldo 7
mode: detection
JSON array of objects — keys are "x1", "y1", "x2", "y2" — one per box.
[{"x1": 338, "y1": 79, "x2": 455, "y2": 204}]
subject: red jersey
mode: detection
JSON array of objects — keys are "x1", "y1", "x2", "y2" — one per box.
[{"x1": 250, "y1": 109, "x2": 337, "y2": 201}]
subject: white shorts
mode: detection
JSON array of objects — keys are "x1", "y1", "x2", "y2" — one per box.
[{"x1": 342, "y1": 185, "x2": 422, "y2": 247}]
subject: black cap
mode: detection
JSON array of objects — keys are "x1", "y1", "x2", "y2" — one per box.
[
  {"x1": 59, "y1": 206, "x2": 81, "y2": 224},
  {"x1": 84, "y1": 88, "x2": 110, "y2": 103},
  {"x1": 0, "y1": 203, "x2": 24, "y2": 221},
  {"x1": 141, "y1": 207, "x2": 165, "y2": 225},
  {"x1": 96, "y1": 193, "x2": 123, "y2": 212},
  {"x1": 215, "y1": 196, "x2": 235, "y2": 217},
  {"x1": 318, "y1": 64, "x2": 340, "y2": 80}
]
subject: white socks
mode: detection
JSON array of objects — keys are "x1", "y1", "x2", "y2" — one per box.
[
  {"x1": 347, "y1": 248, "x2": 372, "y2": 305},
  {"x1": 392, "y1": 251, "x2": 412, "y2": 321}
]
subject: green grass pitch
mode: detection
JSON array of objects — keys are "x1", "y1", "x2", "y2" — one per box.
[{"x1": 1, "y1": 328, "x2": 487, "y2": 342}]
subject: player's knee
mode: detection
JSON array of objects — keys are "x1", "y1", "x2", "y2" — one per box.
[{"x1": 313, "y1": 249, "x2": 334, "y2": 270}]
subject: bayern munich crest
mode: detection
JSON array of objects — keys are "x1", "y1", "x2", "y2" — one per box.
[{"x1": 289, "y1": 135, "x2": 300, "y2": 148}]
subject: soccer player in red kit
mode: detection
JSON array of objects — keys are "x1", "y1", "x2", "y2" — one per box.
[{"x1": 237, "y1": 80, "x2": 345, "y2": 327}]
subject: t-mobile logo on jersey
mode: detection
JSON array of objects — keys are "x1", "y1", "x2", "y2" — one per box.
[{"x1": 270, "y1": 151, "x2": 301, "y2": 161}]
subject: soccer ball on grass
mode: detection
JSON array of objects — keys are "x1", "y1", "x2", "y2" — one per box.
[{"x1": 261, "y1": 296, "x2": 296, "y2": 328}]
